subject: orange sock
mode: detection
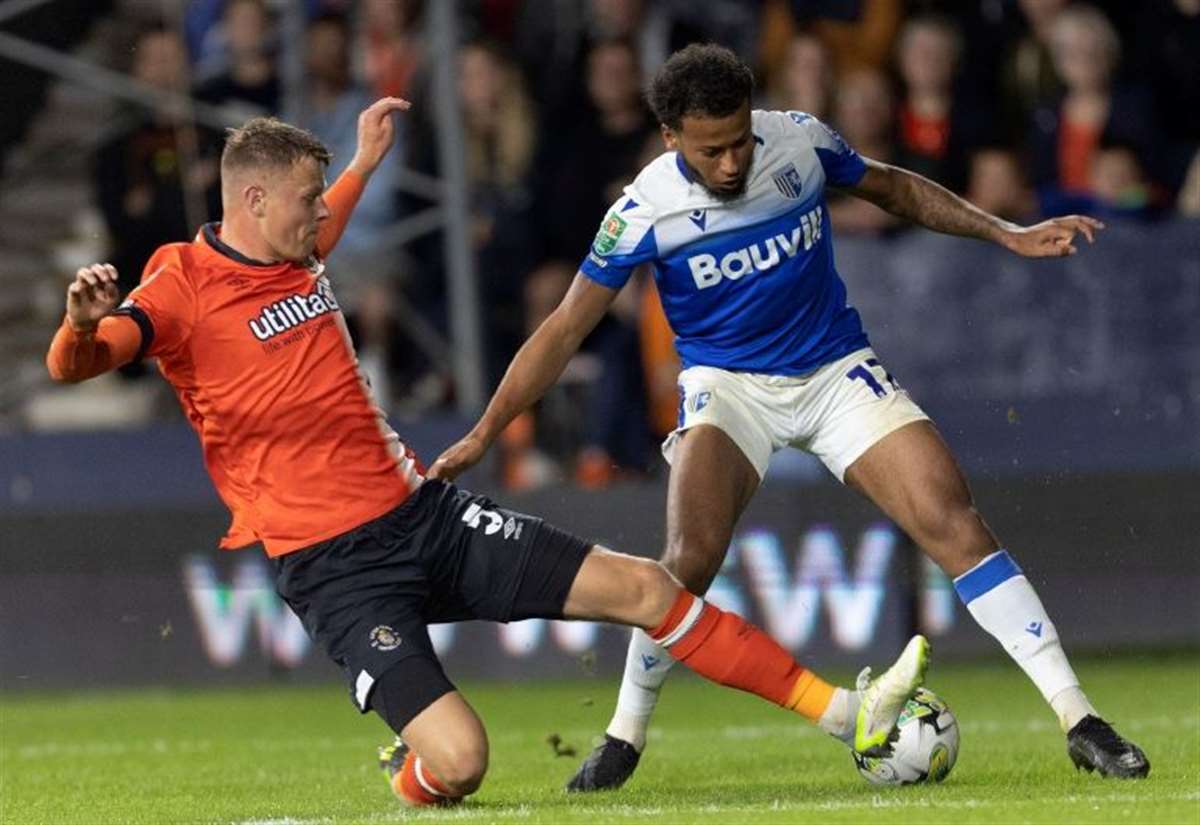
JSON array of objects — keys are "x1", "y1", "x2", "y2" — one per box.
[
  {"x1": 393, "y1": 752, "x2": 457, "y2": 807},
  {"x1": 649, "y1": 590, "x2": 837, "y2": 722}
]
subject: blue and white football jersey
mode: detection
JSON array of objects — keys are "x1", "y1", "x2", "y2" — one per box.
[{"x1": 579, "y1": 110, "x2": 870, "y2": 375}]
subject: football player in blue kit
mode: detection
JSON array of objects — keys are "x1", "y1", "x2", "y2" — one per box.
[{"x1": 431, "y1": 43, "x2": 1148, "y2": 784}]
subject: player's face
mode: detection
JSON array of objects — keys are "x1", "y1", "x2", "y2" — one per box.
[
  {"x1": 260, "y1": 156, "x2": 330, "y2": 262},
  {"x1": 665, "y1": 102, "x2": 755, "y2": 202}
]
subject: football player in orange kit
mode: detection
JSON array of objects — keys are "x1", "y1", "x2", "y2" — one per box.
[{"x1": 47, "y1": 98, "x2": 928, "y2": 807}]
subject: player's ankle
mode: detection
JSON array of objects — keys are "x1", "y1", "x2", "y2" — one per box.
[
  {"x1": 606, "y1": 714, "x2": 650, "y2": 752},
  {"x1": 1050, "y1": 685, "x2": 1097, "y2": 733},
  {"x1": 817, "y1": 687, "x2": 859, "y2": 745}
]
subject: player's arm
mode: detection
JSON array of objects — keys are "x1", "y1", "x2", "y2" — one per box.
[
  {"x1": 429, "y1": 274, "x2": 619, "y2": 480},
  {"x1": 46, "y1": 263, "x2": 141, "y2": 382},
  {"x1": 843, "y1": 158, "x2": 1104, "y2": 258},
  {"x1": 316, "y1": 96, "x2": 410, "y2": 257}
]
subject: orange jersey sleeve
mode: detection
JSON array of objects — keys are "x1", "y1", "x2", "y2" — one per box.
[
  {"x1": 46, "y1": 314, "x2": 141, "y2": 382},
  {"x1": 315, "y1": 168, "x2": 366, "y2": 259},
  {"x1": 122, "y1": 245, "x2": 199, "y2": 359}
]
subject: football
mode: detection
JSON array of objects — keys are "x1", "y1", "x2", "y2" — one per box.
[{"x1": 852, "y1": 687, "x2": 960, "y2": 785}]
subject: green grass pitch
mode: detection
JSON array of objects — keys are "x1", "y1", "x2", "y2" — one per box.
[{"x1": 2, "y1": 652, "x2": 1197, "y2": 824}]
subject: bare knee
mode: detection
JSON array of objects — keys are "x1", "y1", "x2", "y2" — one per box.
[
  {"x1": 422, "y1": 737, "x2": 489, "y2": 796},
  {"x1": 911, "y1": 500, "x2": 996, "y2": 573},
  {"x1": 626, "y1": 559, "x2": 682, "y2": 629},
  {"x1": 661, "y1": 533, "x2": 728, "y2": 593}
]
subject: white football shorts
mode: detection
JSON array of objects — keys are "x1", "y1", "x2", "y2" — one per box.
[{"x1": 662, "y1": 347, "x2": 930, "y2": 482}]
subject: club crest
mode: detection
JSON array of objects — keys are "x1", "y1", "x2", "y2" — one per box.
[{"x1": 772, "y1": 163, "x2": 804, "y2": 199}]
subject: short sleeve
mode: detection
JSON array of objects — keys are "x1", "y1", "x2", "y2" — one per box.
[
  {"x1": 785, "y1": 111, "x2": 867, "y2": 188},
  {"x1": 578, "y1": 191, "x2": 658, "y2": 290},
  {"x1": 113, "y1": 247, "x2": 197, "y2": 358}
]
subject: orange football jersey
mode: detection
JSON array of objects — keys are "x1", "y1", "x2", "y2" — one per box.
[{"x1": 123, "y1": 223, "x2": 423, "y2": 556}]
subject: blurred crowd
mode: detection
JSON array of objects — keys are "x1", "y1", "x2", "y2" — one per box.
[{"x1": 93, "y1": 0, "x2": 1200, "y2": 488}]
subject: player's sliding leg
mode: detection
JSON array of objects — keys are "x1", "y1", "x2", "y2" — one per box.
[
  {"x1": 371, "y1": 661, "x2": 489, "y2": 806},
  {"x1": 569, "y1": 425, "x2": 759, "y2": 791},
  {"x1": 562, "y1": 548, "x2": 929, "y2": 774},
  {"x1": 845, "y1": 420, "x2": 1149, "y2": 779}
]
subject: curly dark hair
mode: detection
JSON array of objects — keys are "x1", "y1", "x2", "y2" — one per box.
[{"x1": 647, "y1": 43, "x2": 755, "y2": 131}]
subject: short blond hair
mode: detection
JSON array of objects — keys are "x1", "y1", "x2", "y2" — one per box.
[{"x1": 221, "y1": 117, "x2": 332, "y2": 174}]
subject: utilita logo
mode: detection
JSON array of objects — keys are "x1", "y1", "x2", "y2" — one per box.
[{"x1": 247, "y1": 280, "x2": 340, "y2": 341}]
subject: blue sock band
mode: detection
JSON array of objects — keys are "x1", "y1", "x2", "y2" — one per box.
[{"x1": 953, "y1": 550, "x2": 1022, "y2": 605}]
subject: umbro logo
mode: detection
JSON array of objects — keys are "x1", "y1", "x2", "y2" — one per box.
[
  {"x1": 461, "y1": 502, "x2": 523, "y2": 540},
  {"x1": 640, "y1": 654, "x2": 660, "y2": 671},
  {"x1": 688, "y1": 209, "x2": 707, "y2": 231},
  {"x1": 226, "y1": 276, "x2": 252, "y2": 289},
  {"x1": 1025, "y1": 621, "x2": 1044, "y2": 638}
]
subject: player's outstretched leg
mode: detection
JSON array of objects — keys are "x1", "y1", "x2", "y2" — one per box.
[
  {"x1": 565, "y1": 629, "x2": 664, "y2": 792},
  {"x1": 956, "y1": 552, "x2": 1150, "y2": 779},
  {"x1": 562, "y1": 548, "x2": 928, "y2": 790},
  {"x1": 846, "y1": 420, "x2": 1149, "y2": 778},
  {"x1": 569, "y1": 424, "x2": 759, "y2": 792}
]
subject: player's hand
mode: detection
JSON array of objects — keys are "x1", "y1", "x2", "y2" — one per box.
[
  {"x1": 428, "y1": 433, "x2": 489, "y2": 482},
  {"x1": 1002, "y1": 215, "x2": 1105, "y2": 258},
  {"x1": 348, "y1": 97, "x2": 411, "y2": 178},
  {"x1": 66, "y1": 263, "x2": 121, "y2": 332}
]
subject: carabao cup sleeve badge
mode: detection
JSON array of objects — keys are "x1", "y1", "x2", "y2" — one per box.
[{"x1": 592, "y1": 211, "x2": 628, "y2": 256}]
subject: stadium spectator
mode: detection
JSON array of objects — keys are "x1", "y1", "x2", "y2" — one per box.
[
  {"x1": 1088, "y1": 144, "x2": 1158, "y2": 219},
  {"x1": 1039, "y1": 142, "x2": 1164, "y2": 222},
  {"x1": 764, "y1": 33, "x2": 834, "y2": 121},
  {"x1": 537, "y1": 52, "x2": 661, "y2": 484},
  {"x1": 893, "y1": 14, "x2": 987, "y2": 193},
  {"x1": 828, "y1": 68, "x2": 902, "y2": 235},
  {"x1": 536, "y1": 38, "x2": 655, "y2": 261},
  {"x1": 1126, "y1": 0, "x2": 1200, "y2": 200},
  {"x1": 396, "y1": 38, "x2": 542, "y2": 409},
  {"x1": 290, "y1": 12, "x2": 404, "y2": 407},
  {"x1": 415, "y1": 39, "x2": 541, "y2": 389},
  {"x1": 998, "y1": 0, "x2": 1070, "y2": 142},
  {"x1": 965, "y1": 147, "x2": 1038, "y2": 224},
  {"x1": 94, "y1": 26, "x2": 221, "y2": 298},
  {"x1": 361, "y1": 0, "x2": 424, "y2": 101},
  {"x1": 511, "y1": 0, "x2": 673, "y2": 130},
  {"x1": 760, "y1": 0, "x2": 903, "y2": 79},
  {"x1": 195, "y1": 0, "x2": 280, "y2": 114},
  {"x1": 1028, "y1": 4, "x2": 1163, "y2": 201},
  {"x1": 1130, "y1": 0, "x2": 1200, "y2": 144}
]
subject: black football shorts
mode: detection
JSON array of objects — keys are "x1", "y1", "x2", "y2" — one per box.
[{"x1": 271, "y1": 479, "x2": 593, "y2": 725}]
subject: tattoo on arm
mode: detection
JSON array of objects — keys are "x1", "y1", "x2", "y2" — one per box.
[{"x1": 855, "y1": 163, "x2": 1016, "y2": 245}]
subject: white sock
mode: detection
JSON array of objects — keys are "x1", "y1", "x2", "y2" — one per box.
[
  {"x1": 605, "y1": 629, "x2": 676, "y2": 752},
  {"x1": 1049, "y1": 686, "x2": 1098, "y2": 732},
  {"x1": 817, "y1": 687, "x2": 860, "y2": 746},
  {"x1": 955, "y1": 550, "x2": 1097, "y2": 732}
]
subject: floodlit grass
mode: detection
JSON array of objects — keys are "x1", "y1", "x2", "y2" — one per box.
[{"x1": 1, "y1": 653, "x2": 1197, "y2": 824}]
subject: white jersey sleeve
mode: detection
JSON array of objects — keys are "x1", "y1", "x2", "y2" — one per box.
[{"x1": 578, "y1": 187, "x2": 659, "y2": 290}]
